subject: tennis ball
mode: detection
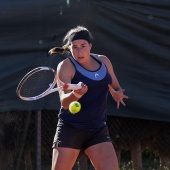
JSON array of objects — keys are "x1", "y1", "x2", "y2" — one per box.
[{"x1": 69, "y1": 101, "x2": 81, "y2": 114}]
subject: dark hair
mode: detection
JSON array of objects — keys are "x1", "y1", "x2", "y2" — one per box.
[
  {"x1": 48, "y1": 26, "x2": 93, "y2": 55},
  {"x1": 63, "y1": 26, "x2": 93, "y2": 49}
]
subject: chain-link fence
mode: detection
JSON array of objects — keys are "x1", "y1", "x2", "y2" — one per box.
[{"x1": 0, "y1": 110, "x2": 170, "y2": 170}]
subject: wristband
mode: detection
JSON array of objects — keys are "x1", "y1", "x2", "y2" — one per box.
[{"x1": 72, "y1": 91, "x2": 82, "y2": 98}]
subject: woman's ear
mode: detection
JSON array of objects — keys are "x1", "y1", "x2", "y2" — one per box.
[{"x1": 89, "y1": 43, "x2": 92, "y2": 50}]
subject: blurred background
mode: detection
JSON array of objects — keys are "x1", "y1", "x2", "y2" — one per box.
[{"x1": 0, "y1": 0, "x2": 170, "y2": 169}]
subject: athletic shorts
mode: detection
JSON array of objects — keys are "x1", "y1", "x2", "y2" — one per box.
[{"x1": 52, "y1": 122, "x2": 112, "y2": 150}]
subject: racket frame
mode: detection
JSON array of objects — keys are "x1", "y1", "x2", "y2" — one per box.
[
  {"x1": 16, "y1": 66, "x2": 82, "y2": 101},
  {"x1": 17, "y1": 67, "x2": 58, "y2": 101}
]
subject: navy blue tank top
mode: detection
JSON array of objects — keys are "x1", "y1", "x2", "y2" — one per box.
[{"x1": 58, "y1": 54, "x2": 112, "y2": 131}]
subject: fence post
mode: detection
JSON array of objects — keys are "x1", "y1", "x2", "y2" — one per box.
[
  {"x1": 36, "y1": 110, "x2": 41, "y2": 170},
  {"x1": 16, "y1": 111, "x2": 32, "y2": 170}
]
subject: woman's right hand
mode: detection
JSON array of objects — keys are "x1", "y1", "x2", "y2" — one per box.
[{"x1": 73, "y1": 82, "x2": 88, "y2": 97}]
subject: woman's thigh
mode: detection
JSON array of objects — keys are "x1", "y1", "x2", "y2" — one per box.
[
  {"x1": 51, "y1": 145, "x2": 80, "y2": 170},
  {"x1": 85, "y1": 142, "x2": 119, "y2": 170}
]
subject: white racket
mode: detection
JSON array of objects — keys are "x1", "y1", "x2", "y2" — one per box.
[{"x1": 16, "y1": 66, "x2": 81, "y2": 101}]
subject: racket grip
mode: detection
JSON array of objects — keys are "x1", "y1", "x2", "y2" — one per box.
[{"x1": 64, "y1": 84, "x2": 82, "y2": 90}]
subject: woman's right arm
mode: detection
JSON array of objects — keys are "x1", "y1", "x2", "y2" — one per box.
[{"x1": 56, "y1": 59, "x2": 87, "y2": 109}]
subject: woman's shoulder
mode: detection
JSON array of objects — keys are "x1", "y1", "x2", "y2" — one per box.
[
  {"x1": 91, "y1": 53, "x2": 109, "y2": 64},
  {"x1": 57, "y1": 57, "x2": 74, "y2": 72}
]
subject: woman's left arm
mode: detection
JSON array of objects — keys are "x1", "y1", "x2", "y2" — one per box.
[{"x1": 100, "y1": 55, "x2": 129, "y2": 109}]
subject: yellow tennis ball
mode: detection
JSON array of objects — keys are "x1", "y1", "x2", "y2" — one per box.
[{"x1": 69, "y1": 101, "x2": 81, "y2": 114}]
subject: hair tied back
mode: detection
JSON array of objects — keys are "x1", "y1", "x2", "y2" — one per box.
[{"x1": 48, "y1": 47, "x2": 65, "y2": 55}]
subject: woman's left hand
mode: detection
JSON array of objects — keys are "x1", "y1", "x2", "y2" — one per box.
[{"x1": 108, "y1": 84, "x2": 129, "y2": 109}]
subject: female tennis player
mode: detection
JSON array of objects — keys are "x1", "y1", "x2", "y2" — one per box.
[{"x1": 51, "y1": 26, "x2": 128, "y2": 170}]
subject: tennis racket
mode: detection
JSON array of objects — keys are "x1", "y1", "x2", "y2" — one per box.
[{"x1": 16, "y1": 66, "x2": 81, "y2": 101}]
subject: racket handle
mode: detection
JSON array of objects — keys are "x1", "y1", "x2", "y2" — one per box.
[
  {"x1": 64, "y1": 84, "x2": 82, "y2": 90},
  {"x1": 47, "y1": 84, "x2": 82, "y2": 95}
]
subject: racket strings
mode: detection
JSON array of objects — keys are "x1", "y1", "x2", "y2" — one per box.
[{"x1": 19, "y1": 70, "x2": 55, "y2": 97}]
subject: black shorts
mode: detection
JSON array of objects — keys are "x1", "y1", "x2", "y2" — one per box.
[{"x1": 52, "y1": 122, "x2": 112, "y2": 150}]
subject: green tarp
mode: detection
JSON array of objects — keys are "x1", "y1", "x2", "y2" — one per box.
[{"x1": 0, "y1": 0, "x2": 170, "y2": 122}]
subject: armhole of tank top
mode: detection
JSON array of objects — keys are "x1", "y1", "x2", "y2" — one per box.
[
  {"x1": 68, "y1": 56, "x2": 76, "y2": 69},
  {"x1": 68, "y1": 56, "x2": 77, "y2": 80},
  {"x1": 90, "y1": 54, "x2": 102, "y2": 65},
  {"x1": 90, "y1": 54, "x2": 108, "y2": 70},
  {"x1": 91, "y1": 55, "x2": 111, "y2": 79}
]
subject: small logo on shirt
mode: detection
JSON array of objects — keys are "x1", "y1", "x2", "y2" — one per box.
[{"x1": 95, "y1": 73, "x2": 99, "y2": 78}]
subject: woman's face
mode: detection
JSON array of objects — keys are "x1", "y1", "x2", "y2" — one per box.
[{"x1": 69, "y1": 39, "x2": 92, "y2": 63}]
